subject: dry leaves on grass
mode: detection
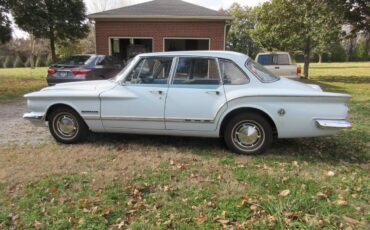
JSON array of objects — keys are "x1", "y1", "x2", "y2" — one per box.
[{"x1": 278, "y1": 189, "x2": 290, "y2": 197}]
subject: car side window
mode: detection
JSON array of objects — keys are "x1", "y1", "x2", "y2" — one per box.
[
  {"x1": 173, "y1": 57, "x2": 220, "y2": 85},
  {"x1": 125, "y1": 57, "x2": 173, "y2": 84},
  {"x1": 219, "y1": 59, "x2": 249, "y2": 85}
]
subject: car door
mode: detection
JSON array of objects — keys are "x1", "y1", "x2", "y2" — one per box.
[
  {"x1": 165, "y1": 57, "x2": 227, "y2": 131},
  {"x1": 100, "y1": 56, "x2": 174, "y2": 130}
]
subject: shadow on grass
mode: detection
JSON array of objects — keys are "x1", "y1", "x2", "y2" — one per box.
[
  {"x1": 311, "y1": 66, "x2": 370, "y2": 69},
  {"x1": 313, "y1": 76, "x2": 370, "y2": 84},
  {"x1": 86, "y1": 129, "x2": 369, "y2": 165},
  {"x1": 298, "y1": 78, "x2": 351, "y2": 94}
]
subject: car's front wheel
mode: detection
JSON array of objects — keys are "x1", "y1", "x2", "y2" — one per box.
[
  {"x1": 48, "y1": 107, "x2": 88, "y2": 144},
  {"x1": 224, "y1": 112, "x2": 273, "y2": 155}
]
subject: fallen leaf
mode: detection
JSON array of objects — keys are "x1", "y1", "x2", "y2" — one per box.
[
  {"x1": 196, "y1": 215, "x2": 206, "y2": 224},
  {"x1": 316, "y1": 192, "x2": 328, "y2": 199},
  {"x1": 217, "y1": 219, "x2": 230, "y2": 225},
  {"x1": 49, "y1": 187, "x2": 58, "y2": 194},
  {"x1": 327, "y1": 171, "x2": 335, "y2": 177},
  {"x1": 221, "y1": 211, "x2": 226, "y2": 219},
  {"x1": 250, "y1": 205, "x2": 258, "y2": 211},
  {"x1": 278, "y1": 189, "x2": 290, "y2": 197},
  {"x1": 33, "y1": 220, "x2": 43, "y2": 229},
  {"x1": 336, "y1": 198, "x2": 348, "y2": 206}
]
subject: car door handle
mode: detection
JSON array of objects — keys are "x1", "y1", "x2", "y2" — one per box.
[
  {"x1": 150, "y1": 90, "x2": 164, "y2": 95},
  {"x1": 206, "y1": 91, "x2": 221, "y2": 96},
  {"x1": 275, "y1": 67, "x2": 280, "y2": 69}
]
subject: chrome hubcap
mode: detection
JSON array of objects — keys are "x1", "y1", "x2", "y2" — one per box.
[
  {"x1": 232, "y1": 121, "x2": 265, "y2": 151},
  {"x1": 54, "y1": 114, "x2": 78, "y2": 138},
  {"x1": 236, "y1": 125, "x2": 260, "y2": 146}
]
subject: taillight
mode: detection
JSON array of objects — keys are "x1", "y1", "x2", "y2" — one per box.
[
  {"x1": 72, "y1": 69, "x2": 91, "y2": 75},
  {"x1": 297, "y1": 66, "x2": 302, "y2": 76},
  {"x1": 48, "y1": 69, "x2": 56, "y2": 75}
]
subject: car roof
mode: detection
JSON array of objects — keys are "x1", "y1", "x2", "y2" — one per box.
[
  {"x1": 138, "y1": 51, "x2": 250, "y2": 61},
  {"x1": 257, "y1": 52, "x2": 289, "y2": 55}
]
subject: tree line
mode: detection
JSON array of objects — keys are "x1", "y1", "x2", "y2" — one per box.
[
  {"x1": 226, "y1": 0, "x2": 369, "y2": 77},
  {"x1": 1, "y1": 0, "x2": 369, "y2": 78}
]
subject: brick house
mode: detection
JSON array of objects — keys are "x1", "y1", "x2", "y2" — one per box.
[{"x1": 88, "y1": 0, "x2": 232, "y2": 61}]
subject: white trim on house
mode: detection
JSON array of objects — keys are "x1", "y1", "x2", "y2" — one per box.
[
  {"x1": 89, "y1": 15, "x2": 233, "y2": 21},
  {"x1": 107, "y1": 36, "x2": 154, "y2": 55},
  {"x1": 163, "y1": 37, "x2": 211, "y2": 52}
]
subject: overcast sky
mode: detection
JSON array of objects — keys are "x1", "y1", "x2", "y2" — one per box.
[{"x1": 13, "y1": 0, "x2": 268, "y2": 38}]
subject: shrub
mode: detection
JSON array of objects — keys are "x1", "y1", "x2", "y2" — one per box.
[
  {"x1": 354, "y1": 40, "x2": 369, "y2": 61},
  {"x1": 13, "y1": 54, "x2": 24, "y2": 68},
  {"x1": 3, "y1": 56, "x2": 13, "y2": 68},
  {"x1": 46, "y1": 53, "x2": 53, "y2": 66},
  {"x1": 331, "y1": 43, "x2": 347, "y2": 62},
  {"x1": 35, "y1": 56, "x2": 46, "y2": 67}
]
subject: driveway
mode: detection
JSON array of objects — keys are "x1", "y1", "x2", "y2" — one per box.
[{"x1": 0, "y1": 100, "x2": 51, "y2": 145}]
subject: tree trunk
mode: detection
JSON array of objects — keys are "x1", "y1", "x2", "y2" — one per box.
[
  {"x1": 365, "y1": 33, "x2": 370, "y2": 61},
  {"x1": 50, "y1": 35, "x2": 57, "y2": 63},
  {"x1": 346, "y1": 37, "x2": 354, "y2": 62},
  {"x1": 30, "y1": 36, "x2": 35, "y2": 69},
  {"x1": 303, "y1": 39, "x2": 311, "y2": 79},
  {"x1": 318, "y1": 53, "x2": 323, "y2": 63}
]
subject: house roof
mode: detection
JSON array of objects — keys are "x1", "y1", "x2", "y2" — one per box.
[{"x1": 88, "y1": 0, "x2": 232, "y2": 21}]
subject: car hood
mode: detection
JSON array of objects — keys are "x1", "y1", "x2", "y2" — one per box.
[{"x1": 25, "y1": 80, "x2": 118, "y2": 99}]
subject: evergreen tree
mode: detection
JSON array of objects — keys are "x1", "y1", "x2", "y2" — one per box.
[{"x1": 12, "y1": 0, "x2": 89, "y2": 62}]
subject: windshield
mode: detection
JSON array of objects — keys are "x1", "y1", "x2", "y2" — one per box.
[
  {"x1": 112, "y1": 56, "x2": 140, "y2": 82},
  {"x1": 58, "y1": 55, "x2": 93, "y2": 66},
  {"x1": 245, "y1": 59, "x2": 280, "y2": 82}
]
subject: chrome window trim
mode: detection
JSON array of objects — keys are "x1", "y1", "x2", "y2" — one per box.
[
  {"x1": 170, "y1": 56, "x2": 222, "y2": 86},
  {"x1": 122, "y1": 56, "x2": 175, "y2": 85},
  {"x1": 245, "y1": 58, "x2": 280, "y2": 83},
  {"x1": 218, "y1": 58, "x2": 250, "y2": 85}
]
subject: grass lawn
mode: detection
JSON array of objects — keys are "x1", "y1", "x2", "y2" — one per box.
[
  {"x1": 0, "y1": 67, "x2": 48, "y2": 101},
  {"x1": 0, "y1": 63, "x2": 369, "y2": 229}
]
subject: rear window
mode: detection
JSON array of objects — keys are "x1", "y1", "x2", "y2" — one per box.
[
  {"x1": 257, "y1": 54, "x2": 273, "y2": 65},
  {"x1": 246, "y1": 59, "x2": 280, "y2": 83},
  {"x1": 58, "y1": 55, "x2": 93, "y2": 65},
  {"x1": 257, "y1": 54, "x2": 290, "y2": 65}
]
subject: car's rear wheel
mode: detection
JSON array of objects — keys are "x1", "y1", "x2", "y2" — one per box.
[
  {"x1": 224, "y1": 112, "x2": 273, "y2": 154},
  {"x1": 48, "y1": 107, "x2": 88, "y2": 144}
]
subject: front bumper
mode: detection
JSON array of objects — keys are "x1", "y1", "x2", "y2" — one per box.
[
  {"x1": 315, "y1": 119, "x2": 352, "y2": 129},
  {"x1": 23, "y1": 112, "x2": 46, "y2": 127}
]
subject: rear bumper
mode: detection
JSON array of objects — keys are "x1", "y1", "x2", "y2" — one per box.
[
  {"x1": 23, "y1": 112, "x2": 46, "y2": 127},
  {"x1": 315, "y1": 119, "x2": 352, "y2": 129}
]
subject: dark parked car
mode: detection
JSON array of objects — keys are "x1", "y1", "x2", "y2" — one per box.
[{"x1": 47, "y1": 54, "x2": 123, "y2": 85}]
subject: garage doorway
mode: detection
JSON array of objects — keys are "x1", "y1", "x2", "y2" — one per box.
[
  {"x1": 110, "y1": 37, "x2": 153, "y2": 62},
  {"x1": 164, "y1": 38, "x2": 210, "y2": 52}
]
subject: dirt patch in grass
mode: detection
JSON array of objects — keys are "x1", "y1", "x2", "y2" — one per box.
[{"x1": 0, "y1": 100, "x2": 51, "y2": 145}]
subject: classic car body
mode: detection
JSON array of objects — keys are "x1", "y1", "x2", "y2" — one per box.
[{"x1": 24, "y1": 51, "x2": 352, "y2": 154}]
